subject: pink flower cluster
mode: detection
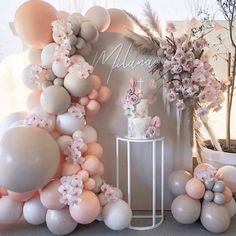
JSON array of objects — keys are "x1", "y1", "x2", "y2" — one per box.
[
  {"x1": 68, "y1": 103, "x2": 85, "y2": 119},
  {"x1": 145, "y1": 116, "x2": 161, "y2": 139},
  {"x1": 122, "y1": 78, "x2": 143, "y2": 116},
  {"x1": 64, "y1": 137, "x2": 87, "y2": 165},
  {"x1": 158, "y1": 25, "x2": 225, "y2": 115},
  {"x1": 194, "y1": 164, "x2": 218, "y2": 182},
  {"x1": 101, "y1": 184, "x2": 122, "y2": 203},
  {"x1": 29, "y1": 64, "x2": 47, "y2": 88},
  {"x1": 58, "y1": 174, "x2": 83, "y2": 206},
  {"x1": 54, "y1": 45, "x2": 71, "y2": 68}
]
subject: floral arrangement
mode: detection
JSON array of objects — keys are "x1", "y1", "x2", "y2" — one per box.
[{"x1": 145, "y1": 116, "x2": 161, "y2": 139}]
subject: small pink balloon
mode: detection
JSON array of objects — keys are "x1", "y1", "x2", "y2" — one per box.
[
  {"x1": 61, "y1": 163, "x2": 81, "y2": 176},
  {"x1": 8, "y1": 190, "x2": 35, "y2": 202},
  {"x1": 223, "y1": 186, "x2": 233, "y2": 203},
  {"x1": 79, "y1": 170, "x2": 89, "y2": 182},
  {"x1": 69, "y1": 190, "x2": 100, "y2": 224},
  {"x1": 90, "y1": 75, "x2": 102, "y2": 90},
  {"x1": 86, "y1": 100, "x2": 101, "y2": 116},
  {"x1": 27, "y1": 91, "x2": 41, "y2": 110},
  {"x1": 79, "y1": 96, "x2": 90, "y2": 106},
  {"x1": 186, "y1": 178, "x2": 205, "y2": 200},
  {"x1": 82, "y1": 156, "x2": 101, "y2": 175},
  {"x1": 84, "y1": 143, "x2": 103, "y2": 159},
  {"x1": 97, "y1": 86, "x2": 112, "y2": 103},
  {"x1": 40, "y1": 179, "x2": 65, "y2": 210},
  {"x1": 88, "y1": 89, "x2": 98, "y2": 100},
  {"x1": 57, "y1": 10, "x2": 69, "y2": 19},
  {"x1": 84, "y1": 178, "x2": 96, "y2": 191}
]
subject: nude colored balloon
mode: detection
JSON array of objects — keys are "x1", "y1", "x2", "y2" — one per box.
[
  {"x1": 224, "y1": 198, "x2": 236, "y2": 218},
  {"x1": 0, "y1": 126, "x2": 60, "y2": 193},
  {"x1": 171, "y1": 195, "x2": 201, "y2": 224},
  {"x1": 97, "y1": 86, "x2": 112, "y2": 103},
  {"x1": 69, "y1": 190, "x2": 100, "y2": 224},
  {"x1": 57, "y1": 10, "x2": 69, "y2": 20},
  {"x1": 88, "y1": 89, "x2": 98, "y2": 100},
  {"x1": 27, "y1": 91, "x2": 41, "y2": 110},
  {"x1": 85, "y1": 6, "x2": 111, "y2": 32},
  {"x1": 82, "y1": 156, "x2": 101, "y2": 175},
  {"x1": 84, "y1": 178, "x2": 96, "y2": 191},
  {"x1": 107, "y1": 8, "x2": 133, "y2": 33},
  {"x1": 82, "y1": 125, "x2": 98, "y2": 143},
  {"x1": 92, "y1": 175, "x2": 104, "y2": 193},
  {"x1": 64, "y1": 72, "x2": 92, "y2": 97},
  {"x1": 79, "y1": 96, "x2": 90, "y2": 106},
  {"x1": 201, "y1": 201, "x2": 230, "y2": 233},
  {"x1": 8, "y1": 190, "x2": 35, "y2": 202},
  {"x1": 217, "y1": 166, "x2": 236, "y2": 192},
  {"x1": 57, "y1": 135, "x2": 72, "y2": 153},
  {"x1": 223, "y1": 186, "x2": 233, "y2": 203},
  {"x1": 0, "y1": 196, "x2": 23, "y2": 224},
  {"x1": 97, "y1": 163, "x2": 104, "y2": 176},
  {"x1": 84, "y1": 143, "x2": 103, "y2": 159},
  {"x1": 80, "y1": 21, "x2": 98, "y2": 42},
  {"x1": 23, "y1": 196, "x2": 47, "y2": 225},
  {"x1": 28, "y1": 48, "x2": 42, "y2": 64},
  {"x1": 61, "y1": 163, "x2": 81, "y2": 176},
  {"x1": 90, "y1": 75, "x2": 102, "y2": 90},
  {"x1": 168, "y1": 170, "x2": 192, "y2": 196},
  {"x1": 185, "y1": 178, "x2": 205, "y2": 199},
  {"x1": 41, "y1": 43, "x2": 57, "y2": 67},
  {"x1": 40, "y1": 86, "x2": 71, "y2": 114},
  {"x1": 76, "y1": 43, "x2": 92, "y2": 57},
  {"x1": 86, "y1": 100, "x2": 101, "y2": 115},
  {"x1": 46, "y1": 208, "x2": 78, "y2": 235},
  {"x1": 14, "y1": 0, "x2": 57, "y2": 48},
  {"x1": 40, "y1": 179, "x2": 65, "y2": 210}
]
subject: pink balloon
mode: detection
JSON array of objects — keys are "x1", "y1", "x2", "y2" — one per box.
[
  {"x1": 97, "y1": 86, "x2": 112, "y2": 103},
  {"x1": 0, "y1": 196, "x2": 23, "y2": 224},
  {"x1": 61, "y1": 163, "x2": 81, "y2": 176},
  {"x1": 86, "y1": 100, "x2": 101, "y2": 116},
  {"x1": 186, "y1": 178, "x2": 205, "y2": 200},
  {"x1": 90, "y1": 75, "x2": 102, "y2": 90},
  {"x1": 8, "y1": 190, "x2": 35, "y2": 202},
  {"x1": 40, "y1": 179, "x2": 65, "y2": 210},
  {"x1": 69, "y1": 191, "x2": 100, "y2": 224},
  {"x1": 79, "y1": 170, "x2": 89, "y2": 182},
  {"x1": 84, "y1": 143, "x2": 103, "y2": 159},
  {"x1": 79, "y1": 96, "x2": 90, "y2": 106},
  {"x1": 14, "y1": 0, "x2": 57, "y2": 48},
  {"x1": 82, "y1": 156, "x2": 101, "y2": 175},
  {"x1": 223, "y1": 186, "x2": 233, "y2": 203},
  {"x1": 88, "y1": 89, "x2": 98, "y2": 100},
  {"x1": 84, "y1": 178, "x2": 96, "y2": 191},
  {"x1": 27, "y1": 91, "x2": 41, "y2": 110}
]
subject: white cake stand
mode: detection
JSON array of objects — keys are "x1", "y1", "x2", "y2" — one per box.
[{"x1": 116, "y1": 136, "x2": 165, "y2": 230}]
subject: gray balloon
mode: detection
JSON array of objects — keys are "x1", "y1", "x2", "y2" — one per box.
[
  {"x1": 201, "y1": 201, "x2": 230, "y2": 233},
  {"x1": 213, "y1": 181, "x2": 225, "y2": 193},
  {"x1": 204, "y1": 190, "x2": 214, "y2": 202},
  {"x1": 171, "y1": 195, "x2": 201, "y2": 224},
  {"x1": 0, "y1": 126, "x2": 60, "y2": 193},
  {"x1": 168, "y1": 170, "x2": 192, "y2": 196},
  {"x1": 214, "y1": 193, "x2": 225, "y2": 205},
  {"x1": 204, "y1": 180, "x2": 215, "y2": 190}
]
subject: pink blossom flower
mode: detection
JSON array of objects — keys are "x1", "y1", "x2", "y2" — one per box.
[
  {"x1": 68, "y1": 103, "x2": 85, "y2": 119},
  {"x1": 145, "y1": 126, "x2": 156, "y2": 139},
  {"x1": 188, "y1": 18, "x2": 201, "y2": 29},
  {"x1": 193, "y1": 120, "x2": 202, "y2": 129},
  {"x1": 149, "y1": 79, "x2": 158, "y2": 89},
  {"x1": 129, "y1": 78, "x2": 138, "y2": 89},
  {"x1": 176, "y1": 99, "x2": 185, "y2": 110},
  {"x1": 128, "y1": 94, "x2": 140, "y2": 105},
  {"x1": 68, "y1": 61, "x2": 93, "y2": 79},
  {"x1": 24, "y1": 114, "x2": 53, "y2": 131},
  {"x1": 150, "y1": 116, "x2": 161, "y2": 128},
  {"x1": 166, "y1": 22, "x2": 176, "y2": 33},
  {"x1": 101, "y1": 184, "x2": 122, "y2": 203},
  {"x1": 167, "y1": 89, "x2": 177, "y2": 102}
]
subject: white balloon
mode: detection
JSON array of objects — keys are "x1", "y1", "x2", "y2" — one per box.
[
  {"x1": 23, "y1": 196, "x2": 47, "y2": 225},
  {"x1": 82, "y1": 125, "x2": 98, "y2": 143},
  {"x1": 102, "y1": 200, "x2": 132, "y2": 230},
  {"x1": 46, "y1": 208, "x2": 78, "y2": 235},
  {"x1": 41, "y1": 43, "x2": 57, "y2": 67},
  {"x1": 57, "y1": 135, "x2": 73, "y2": 152},
  {"x1": 224, "y1": 198, "x2": 236, "y2": 218},
  {"x1": 0, "y1": 196, "x2": 23, "y2": 224},
  {"x1": 0, "y1": 111, "x2": 28, "y2": 136},
  {"x1": 56, "y1": 112, "x2": 86, "y2": 135},
  {"x1": 72, "y1": 130, "x2": 86, "y2": 140},
  {"x1": 52, "y1": 61, "x2": 68, "y2": 78},
  {"x1": 28, "y1": 48, "x2": 42, "y2": 64}
]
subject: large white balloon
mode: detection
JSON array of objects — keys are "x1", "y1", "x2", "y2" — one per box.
[
  {"x1": 224, "y1": 198, "x2": 236, "y2": 218},
  {"x1": 23, "y1": 196, "x2": 47, "y2": 225},
  {"x1": 41, "y1": 43, "x2": 57, "y2": 67},
  {"x1": 102, "y1": 200, "x2": 132, "y2": 230}
]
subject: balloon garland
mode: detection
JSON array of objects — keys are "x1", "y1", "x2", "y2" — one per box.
[
  {"x1": 168, "y1": 164, "x2": 236, "y2": 234},
  {"x1": 0, "y1": 1, "x2": 133, "y2": 235}
]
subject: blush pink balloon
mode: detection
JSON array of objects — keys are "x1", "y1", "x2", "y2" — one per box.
[
  {"x1": 8, "y1": 190, "x2": 35, "y2": 202},
  {"x1": 79, "y1": 170, "x2": 89, "y2": 182},
  {"x1": 14, "y1": 0, "x2": 57, "y2": 49},
  {"x1": 90, "y1": 75, "x2": 102, "y2": 90},
  {"x1": 97, "y1": 86, "x2": 112, "y2": 103},
  {"x1": 40, "y1": 179, "x2": 65, "y2": 210},
  {"x1": 79, "y1": 96, "x2": 90, "y2": 106},
  {"x1": 88, "y1": 89, "x2": 98, "y2": 100},
  {"x1": 86, "y1": 100, "x2": 101, "y2": 116},
  {"x1": 84, "y1": 143, "x2": 103, "y2": 159},
  {"x1": 27, "y1": 91, "x2": 41, "y2": 110},
  {"x1": 61, "y1": 163, "x2": 81, "y2": 176},
  {"x1": 186, "y1": 178, "x2": 205, "y2": 200},
  {"x1": 84, "y1": 178, "x2": 96, "y2": 191},
  {"x1": 82, "y1": 156, "x2": 101, "y2": 175},
  {"x1": 69, "y1": 190, "x2": 100, "y2": 224},
  {"x1": 223, "y1": 186, "x2": 233, "y2": 203}
]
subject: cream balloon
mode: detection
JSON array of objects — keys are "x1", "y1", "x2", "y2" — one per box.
[
  {"x1": 102, "y1": 199, "x2": 132, "y2": 230},
  {"x1": 85, "y1": 6, "x2": 111, "y2": 32},
  {"x1": 0, "y1": 126, "x2": 60, "y2": 192},
  {"x1": 40, "y1": 86, "x2": 71, "y2": 114},
  {"x1": 224, "y1": 198, "x2": 236, "y2": 218},
  {"x1": 28, "y1": 48, "x2": 42, "y2": 64},
  {"x1": 76, "y1": 43, "x2": 92, "y2": 57},
  {"x1": 64, "y1": 72, "x2": 93, "y2": 97},
  {"x1": 217, "y1": 166, "x2": 236, "y2": 192},
  {"x1": 57, "y1": 135, "x2": 73, "y2": 153},
  {"x1": 46, "y1": 208, "x2": 78, "y2": 235},
  {"x1": 80, "y1": 21, "x2": 98, "y2": 42},
  {"x1": 82, "y1": 125, "x2": 98, "y2": 143},
  {"x1": 23, "y1": 196, "x2": 47, "y2": 225},
  {"x1": 41, "y1": 43, "x2": 57, "y2": 67},
  {"x1": 52, "y1": 61, "x2": 68, "y2": 78}
]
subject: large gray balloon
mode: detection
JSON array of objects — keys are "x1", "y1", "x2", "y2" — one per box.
[
  {"x1": 168, "y1": 170, "x2": 192, "y2": 196},
  {"x1": 0, "y1": 126, "x2": 60, "y2": 192},
  {"x1": 201, "y1": 201, "x2": 230, "y2": 233},
  {"x1": 171, "y1": 194, "x2": 201, "y2": 224}
]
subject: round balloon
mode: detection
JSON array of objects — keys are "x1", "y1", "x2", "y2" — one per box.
[
  {"x1": 23, "y1": 196, "x2": 47, "y2": 225},
  {"x1": 185, "y1": 178, "x2": 205, "y2": 199},
  {"x1": 217, "y1": 166, "x2": 236, "y2": 192},
  {"x1": 8, "y1": 190, "x2": 35, "y2": 202},
  {"x1": 97, "y1": 86, "x2": 112, "y2": 103},
  {"x1": 102, "y1": 199, "x2": 132, "y2": 230},
  {"x1": 0, "y1": 126, "x2": 60, "y2": 192},
  {"x1": 27, "y1": 91, "x2": 41, "y2": 110},
  {"x1": 69, "y1": 190, "x2": 100, "y2": 224},
  {"x1": 46, "y1": 208, "x2": 78, "y2": 235},
  {"x1": 84, "y1": 143, "x2": 103, "y2": 159},
  {"x1": 41, "y1": 43, "x2": 57, "y2": 67},
  {"x1": 224, "y1": 198, "x2": 236, "y2": 218},
  {"x1": 14, "y1": 0, "x2": 57, "y2": 48},
  {"x1": 28, "y1": 48, "x2": 42, "y2": 64},
  {"x1": 82, "y1": 125, "x2": 98, "y2": 143},
  {"x1": 171, "y1": 194, "x2": 201, "y2": 224},
  {"x1": 168, "y1": 170, "x2": 192, "y2": 196},
  {"x1": 201, "y1": 201, "x2": 230, "y2": 233},
  {"x1": 80, "y1": 21, "x2": 98, "y2": 42}
]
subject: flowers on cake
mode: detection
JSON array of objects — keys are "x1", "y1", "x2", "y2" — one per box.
[{"x1": 145, "y1": 116, "x2": 161, "y2": 139}]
